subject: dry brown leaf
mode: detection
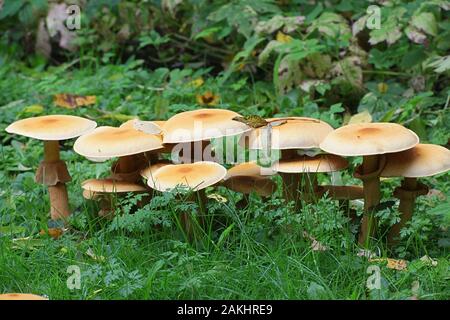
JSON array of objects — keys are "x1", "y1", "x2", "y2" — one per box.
[
  {"x1": 39, "y1": 228, "x2": 63, "y2": 239},
  {"x1": 54, "y1": 93, "x2": 97, "y2": 109},
  {"x1": 369, "y1": 258, "x2": 408, "y2": 271}
]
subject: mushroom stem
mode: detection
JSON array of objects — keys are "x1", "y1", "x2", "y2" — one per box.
[
  {"x1": 117, "y1": 155, "x2": 138, "y2": 173},
  {"x1": 279, "y1": 172, "x2": 302, "y2": 209},
  {"x1": 43, "y1": 140, "x2": 70, "y2": 220},
  {"x1": 387, "y1": 177, "x2": 417, "y2": 245},
  {"x1": 359, "y1": 155, "x2": 381, "y2": 246},
  {"x1": 320, "y1": 185, "x2": 364, "y2": 200},
  {"x1": 180, "y1": 190, "x2": 207, "y2": 241}
]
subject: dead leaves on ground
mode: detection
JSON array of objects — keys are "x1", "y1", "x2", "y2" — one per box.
[{"x1": 53, "y1": 93, "x2": 97, "y2": 109}]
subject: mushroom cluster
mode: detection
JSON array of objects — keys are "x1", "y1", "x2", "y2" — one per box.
[{"x1": 5, "y1": 110, "x2": 450, "y2": 246}]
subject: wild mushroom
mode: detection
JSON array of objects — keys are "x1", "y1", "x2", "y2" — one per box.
[
  {"x1": 380, "y1": 144, "x2": 450, "y2": 244},
  {"x1": 82, "y1": 178, "x2": 148, "y2": 217},
  {"x1": 319, "y1": 122, "x2": 419, "y2": 246},
  {"x1": 271, "y1": 154, "x2": 350, "y2": 203},
  {"x1": 142, "y1": 161, "x2": 227, "y2": 239},
  {"x1": 162, "y1": 108, "x2": 250, "y2": 163},
  {"x1": 243, "y1": 117, "x2": 334, "y2": 207},
  {"x1": 74, "y1": 125, "x2": 164, "y2": 182},
  {"x1": 0, "y1": 293, "x2": 48, "y2": 300},
  {"x1": 222, "y1": 161, "x2": 277, "y2": 208},
  {"x1": 5, "y1": 115, "x2": 97, "y2": 220}
]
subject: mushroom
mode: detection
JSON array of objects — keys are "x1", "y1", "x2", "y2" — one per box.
[
  {"x1": 5, "y1": 115, "x2": 97, "y2": 220},
  {"x1": 82, "y1": 178, "x2": 148, "y2": 217},
  {"x1": 142, "y1": 161, "x2": 227, "y2": 239},
  {"x1": 319, "y1": 122, "x2": 419, "y2": 245},
  {"x1": 74, "y1": 125, "x2": 164, "y2": 182},
  {"x1": 380, "y1": 144, "x2": 450, "y2": 244},
  {"x1": 0, "y1": 293, "x2": 48, "y2": 300},
  {"x1": 162, "y1": 108, "x2": 250, "y2": 163},
  {"x1": 272, "y1": 154, "x2": 352, "y2": 202},
  {"x1": 222, "y1": 162, "x2": 277, "y2": 208},
  {"x1": 244, "y1": 117, "x2": 334, "y2": 207}
]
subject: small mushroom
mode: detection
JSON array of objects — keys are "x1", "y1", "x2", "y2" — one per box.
[
  {"x1": 163, "y1": 108, "x2": 251, "y2": 163},
  {"x1": 0, "y1": 293, "x2": 48, "y2": 300},
  {"x1": 380, "y1": 144, "x2": 450, "y2": 244},
  {"x1": 82, "y1": 178, "x2": 148, "y2": 217},
  {"x1": 143, "y1": 161, "x2": 227, "y2": 239},
  {"x1": 272, "y1": 154, "x2": 349, "y2": 203},
  {"x1": 222, "y1": 162, "x2": 276, "y2": 208},
  {"x1": 320, "y1": 122, "x2": 419, "y2": 246},
  {"x1": 244, "y1": 117, "x2": 334, "y2": 207},
  {"x1": 5, "y1": 115, "x2": 97, "y2": 220},
  {"x1": 74, "y1": 126, "x2": 164, "y2": 182}
]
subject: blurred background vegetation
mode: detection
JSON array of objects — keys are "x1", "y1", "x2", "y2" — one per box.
[{"x1": 0, "y1": 0, "x2": 449, "y2": 145}]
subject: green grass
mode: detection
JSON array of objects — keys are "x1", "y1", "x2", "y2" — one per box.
[{"x1": 0, "y1": 61, "x2": 449, "y2": 300}]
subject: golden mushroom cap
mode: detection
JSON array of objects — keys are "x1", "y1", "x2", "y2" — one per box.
[
  {"x1": 5, "y1": 115, "x2": 96, "y2": 141},
  {"x1": 381, "y1": 144, "x2": 450, "y2": 178},
  {"x1": 272, "y1": 154, "x2": 348, "y2": 173},
  {"x1": 0, "y1": 293, "x2": 48, "y2": 300},
  {"x1": 225, "y1": 161, "x2": 275, "y2": 179},
  {"x1": 74, "y1": 126, "x2": 163, "y2": 159},
  {"x1": 244, "y1": 117, "x2": 333, "y2": 150},
  {"x1": 319, "y1": 123, "x2": 419, "y2": 156},
  {"x1": 146, "y1": 161, "x2": 226, "y2": 192},
  {"x1": 162, "y1": 108, "x2": 250, "y2": 143},
  {"x1": 81, "y1": 178, "x2": 147, "y2": 199}
]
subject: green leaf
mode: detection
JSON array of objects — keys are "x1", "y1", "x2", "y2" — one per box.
[{"x1": 411, "y1": 12, "x2": 437, "y2": 36}]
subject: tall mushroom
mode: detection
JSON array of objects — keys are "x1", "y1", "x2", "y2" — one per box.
[
  {"x1": 74, "y1": 125, "x2": 164, "y2": 182},
  {"x1": 222, "y1": 162, "x2": 277, "y2": 208},
  {"x1": 380, "y1": 144, "x2": 450, "y2": 244},
  {"x1": 244, "y1": 117, "x2": 334, "y2": 207},
  {"x1": 162, "y1": 108, "x2": 250, "y2": 163},
  {"x1": 5, "y1": 115, "x2": 97, "y2": 220},
  {"x1": 142, "y1": 161, "x2": 227, "y2": 239},
  {"x1": 319, "y1": 123, "x2": 419, "y2": 246}
]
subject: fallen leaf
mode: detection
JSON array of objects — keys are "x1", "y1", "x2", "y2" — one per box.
[
  {"x1": 22, "y1": 104, "x2": 44, "y2": 115},
  {"x1": 207, "y1": 193, "x2": 228, "y2": 203},
  {"x1": 303, "y1": 231, "x2": 329, "y2": 251},
  {"x1": 85, "y1": 248, "x2": 106, "y2": 262},
  {"x1": 54, "y1": 93, "x2": 97, "y2": 109},
  {"x1": 419, "y1": 255, "x2": 438, "y2": 267},
  {"x1": 426, "y1": 189, "x2": 446, "y2": 201},
  {"x1": 196, "y1": 92, "x2": 220, "y2": 106},
  {"x1": 348, "y1": 110, "x2": 372, "y2": 124},
  {"x1": 369, "y1": 258, "x2": 408, "y2": 271},
  {"x1": 39, "y1": 228, "x2": 63, "y2": 239}
]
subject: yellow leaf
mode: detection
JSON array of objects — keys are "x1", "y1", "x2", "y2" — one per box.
[
  {"x1": 276, "y1": 31, "x2": 293, "y2": 43},
  {"x1": 378, "y1": 82, "x2": 388, "y2": 94},
  {"x1": 196, "y1": 91, "x2": 220, "y2": 106},
  {"x1": 189, "y1": 78, "x2": 204, "y2": 88},
  {"x1": 39, "y1": 228, "x2": 63, "y2": 239},
  {"x1": 22, "y1": 104, "x2": 44, "y2": 114},
  {"x1": 348, "y1": 110, "x2": 372, "y2": 124},
  {"x1": 54, "y1": 93, "x2": 97, "y2": 109}
]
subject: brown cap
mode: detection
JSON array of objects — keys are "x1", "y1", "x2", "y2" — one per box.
[
  {"x1": 272, "y1": 154, "x2": 348, "y2": 173},
  {"x1": 5, "y1": 115, "x2": 96, "y2": 141},
  {"x1": 74, "y1": 126, "x2": 163, "y2": 159},
  {"x1": 245, "y1": 117, "x2": 333, "y2": 150},
  {"x1": 381, "y1": 144, "x2": 450, "y2": 178},
  {"x1": 319, "y1": 123, "x2": 419, "y2": 156},
  {"x1": 223, "y1": 176, "x2": 276, "y2": 197},
  {"x1": 146, "y1": 161, "x2": 226, "y2": 192},
  {"x1": 0, "y1": 293, "x2": 48, "y2": 300},
  {"x1": 81, "y1": 178, "x2": 147, "y2": 199},
  {"x1": 225, "y1": 161, "x2": 275, "y2": 179},
  {"x1": 163, "y1": 109, "x2": 250, "y2": 143}
]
